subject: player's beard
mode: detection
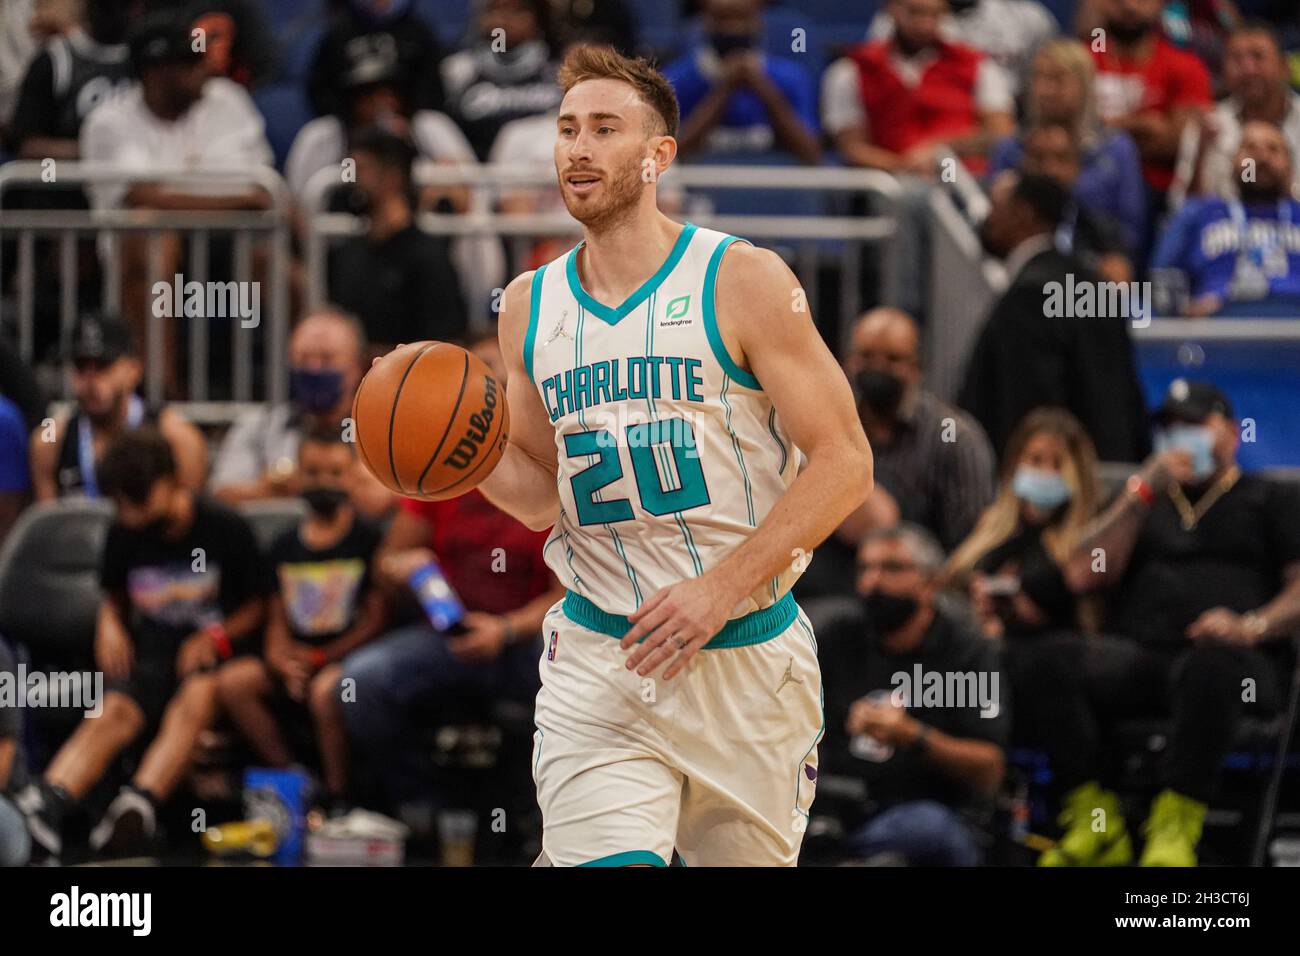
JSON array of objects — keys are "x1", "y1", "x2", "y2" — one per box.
[{"x1": 560, "y1": 152, "x2": 645, "y2": 235}]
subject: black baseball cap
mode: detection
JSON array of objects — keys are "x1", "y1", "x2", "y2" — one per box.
[
  {"x1": 128, "y1": 11, "x2": 205, "y2": 73},
  {"x1": 68, "y1": 315, "x2": 135, "y2": 364},
  {"x1": 342, "y1": 46, "x2": 402, "y2": 91},
  {"x1": 1153, "y1": 379, "x2": 1234, "y2": 425}
]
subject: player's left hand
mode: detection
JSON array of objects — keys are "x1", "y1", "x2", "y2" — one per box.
[
  {"x1": 1186, "y1": 607, "x2": 1260, "y2": 646},
  {"x1": 621, "y1": 576, "x2": 736, "y2": 680}
]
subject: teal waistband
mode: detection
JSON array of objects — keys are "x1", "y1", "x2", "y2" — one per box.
[{"x1": 561, "y1": 590, "x2": 798, "y2": 649}]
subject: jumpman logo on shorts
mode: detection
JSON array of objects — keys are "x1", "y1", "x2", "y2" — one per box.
[{"x1": 773, "y1": 657, "x2": 803, "y2": 697}]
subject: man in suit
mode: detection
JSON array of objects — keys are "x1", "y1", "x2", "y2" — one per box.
[{"x1": 958, "y1": 172, "x2": 1150, "y2": 463}]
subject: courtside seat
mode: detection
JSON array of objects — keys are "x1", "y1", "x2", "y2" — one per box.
[
  {"x1": 236, "y1": 498, "x2": 308, "y2": 553},
  {"x1": 0, "y1": 498, "x2": 113, "y2": 670}
]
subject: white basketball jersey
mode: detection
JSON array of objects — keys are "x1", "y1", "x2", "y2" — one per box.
[{"x1": 523, "y1": 223, "x2": 805, "y2": 618}]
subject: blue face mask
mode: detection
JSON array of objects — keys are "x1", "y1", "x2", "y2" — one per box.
[
  {"x1": 1012, "y1": 465, "x2": 1072, "y2": 511},
  {"x1": 289, "y1": 367, "x2": 345, "y2": 413},
  {"x1": 1155, "y1": 424, "x2": 1216, "y2": 481}
]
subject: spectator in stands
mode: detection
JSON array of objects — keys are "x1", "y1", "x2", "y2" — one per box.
[
  {"x1": 287, "y1": 46, "x2": 477, "y2": 202},
  {"x1": 823, "y1": 0, "x2": 1015, "y2": 176},
  {"x1": 27, "y1": 0, "x2": 79, "y2": 41},
  {"x1": 0, "y1": 634, "x2": 32, "y2": 866},
  {"x1": 339, "y1": 335, "x2": 563, "y2": 832},
  {"x1": 327, "y1": 125, "x2": 470, "y2": 348},
  {"x1": 14, "y1": 428, "x2": 269, "y2": 859},
  {"x1": 1025, "y1": 379, "x2": 1300, "y2": 866},
  {"x1": 552, "y1": 0, "x2": 638, "y2": 55},
  {"x1": 29, "y1": 314, "x2": 208, "y2": 501},
  {"x1": 1088, "y1": 0, "x2": 1213, "y2": 203},
  {"x1": 842, "y1": 307, "x2": 996, "y2": 553},
  {"x1": 440, "y1": 0, "x2": 563, "y2": 160},
  {"x1": 867, "y1": 0, "x2": 1059, "y2": 98},
  {"x1": 1015, "y1": 122, "x2": 1136, "y2": 282},
  {"x1": 958, "y1": 172, "x2": 1149, "y2": 463},
  {"x1": 167, "y1": 0, "x2": 277, "y2": 89},
  {"x1": 1153, "y1": 119, "x2": 1300, "y2": 315},
  {"x1": 0, "y1": 393, "x2": 31, "y2": 548},
  {"x1": 661, "y1": 0, "x2": 821, "y2": 164},
  {"x1": 217, "y1": 427, "x2": 387, "y2": 814},
  {"x1": 1077, "y1": 0, "x2": 1243, "y2": 79},
  {"x1": 79, "y1": 10, "x2": 275, "y2": 395},
  {"x1": 7, "y1": 0, "x2": 133, "y2": 161},
  {"x1": 820, "y1": 524, "x2": 1009, "y2": 866},
  {"x1": 1172, "y1": 21, "x2": 1300, "y2": 207},
  {"x1": 211, "y1": 307, "x2": 370, "y2": 506},
  {"x1": 309, "y1": 0, "x2": 446, "y2": 123},
  {"x1": 988, "y1": 39, "x2": 1147, "y2": 255}
]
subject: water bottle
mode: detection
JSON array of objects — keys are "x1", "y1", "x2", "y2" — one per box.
[{"x1": 409, "y1": 559, "x2": 465, "y2": 632}]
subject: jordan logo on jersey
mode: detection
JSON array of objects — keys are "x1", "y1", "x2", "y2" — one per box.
[
  {"x1": 773, "y1": 657, "x2": 803, "y2": 697},
  {"x1": 545, "y1": 311, "x2": 571, "y2": 345}
]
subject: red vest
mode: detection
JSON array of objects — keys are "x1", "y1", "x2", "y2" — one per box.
[{"x1": 849, "y1": 39, "x2": 983, "y2": 157}]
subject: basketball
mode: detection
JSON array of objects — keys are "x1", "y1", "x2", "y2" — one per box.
[{"x1": 352, "y1": 341, "x2": 509, "y2": 499}]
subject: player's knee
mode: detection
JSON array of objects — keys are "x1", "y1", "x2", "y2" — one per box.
[{"x1": 101, "y1": 692, "x2": 146, "y2": 741}]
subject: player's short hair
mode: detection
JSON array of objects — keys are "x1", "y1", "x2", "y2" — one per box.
[
  {"x1": 1011, "y1": 172, "x2": 1072, "y2": 229},
  {"x1": 99, "y1": 427, "x2": 176, "y2": 504},
  {"x1": 860, "y1": 523, "x2": 946, "y2": 577},
  {"x1": 557, "y1": 43, "x2": 680, "y2": 138}
]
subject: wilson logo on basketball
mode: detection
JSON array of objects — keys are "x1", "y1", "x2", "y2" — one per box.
[{"x1": 442, "y1": 376, "x2": 499, "y2": 470}]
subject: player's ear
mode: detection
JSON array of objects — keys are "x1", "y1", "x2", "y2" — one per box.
[{"x1": 651, "y1": 134, "x2": 677, "y2": 177}]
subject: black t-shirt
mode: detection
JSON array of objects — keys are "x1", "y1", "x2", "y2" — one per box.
[
  {"x1": 99, "y1": 496, "x2": 271, "y2": 655},
  {"x1": 268, "y1": 517, "x2": 382, "y2": 646},
  {"x1": 975, "y1": 524, "x2": 1076, "y2": 636},
  {"x1": 1114, "y1": 473, "x2": 1300, "y2": 646},
  {"x1": 820, "y1": 609, "x2": 1011, "y2": 815},
  {"x1": 328, "y1": 224, "x2": 469, "y2": 347}
]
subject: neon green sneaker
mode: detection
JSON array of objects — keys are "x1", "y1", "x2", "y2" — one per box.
[
  {"x1": 1139, "y1": 789, "x2": 1206, "y2": 867},
  {"x1": 1038, "y1": 781, "x2": 1134, "y2": 867}
]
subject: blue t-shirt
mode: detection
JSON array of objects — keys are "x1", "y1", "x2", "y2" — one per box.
[
  {"x1": 662, "y1": 49, "x2": 818, "y2": 154},
  {"x1": 1153, "y1": 195, "x2": 1300, "y2": 309},
  {"x1": 0, "y1": 397, "x2": 30, "y2": 494}
]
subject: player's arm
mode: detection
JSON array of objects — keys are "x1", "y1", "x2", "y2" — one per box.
[
  {"x1": 476, "y1": 270, "x2": 562, "y2": 531},
  {"x1": 624, "y1": 244, "x2": 873, "y2": 677}
]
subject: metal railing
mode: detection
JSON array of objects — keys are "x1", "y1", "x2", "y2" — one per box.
[
  {"x1": 0, "y1": 161, "x2": 294, "y2": 406},
  {"x1": 303, "y1": 162, "x2": 903, "y2": 347}
]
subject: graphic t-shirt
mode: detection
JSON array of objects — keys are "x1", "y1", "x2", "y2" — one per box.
[
  {"x1": 99, "y1": 496, "x2": 270, "y2": 656},
  {"x1": 268, "y1": 517, "x2": 382, "y2": 646},
  {"x1": 1152, "y1": 196, "x2": 1300, "y2": 307}
]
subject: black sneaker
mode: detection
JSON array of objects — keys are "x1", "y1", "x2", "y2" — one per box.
[
  {"x1": 89, "y1": 785, "x2": 156, "y2": 857},
  {"x1": 13, "y1": 781, "x2": 67, "y2": 862}
]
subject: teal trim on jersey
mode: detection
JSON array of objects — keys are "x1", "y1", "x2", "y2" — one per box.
[
  {"x1": 566, "y1": 222, "x2": 698, "y2": 325},
  {"x1": 720, "y1": 376, "x2": 756, "y2": 526},
  {"x1": 767, "y1": 406, "x2": 788, "y2": 474},
  {"x1": 792, "y1": 610, "x2": 825, "y2": 828},
  {"x1": 645, "y1": 290, "x2": 705, "y2": 576},
  {"x1": 523, "y1": 263, "x2": 548, "y2": 384},
  {"x1": 574, "y1": 304, "x2": 642, "y2": 606},
  {"x1": 578, "y1": 850, "x2": 668, "y2": 867},
  {"x1": 701, "y1": 235, "x2": 761, "y2": 390},
  {"x1": 533, "y1": 727, "x2": 545, "y2": 776},
  {"x1": 562, "y1": 590, "x2": 797, "y2": 649}
]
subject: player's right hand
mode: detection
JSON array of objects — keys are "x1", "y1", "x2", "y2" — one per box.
[{"x1": 95, "y1": 619, "x2": 134, "y2": 682}]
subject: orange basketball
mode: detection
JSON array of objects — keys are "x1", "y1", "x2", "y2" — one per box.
[{"x1": 352, "y1": 341, "x2": 509, "y2": 500}]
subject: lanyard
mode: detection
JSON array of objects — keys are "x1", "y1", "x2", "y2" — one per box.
[{"x1": 77, "y1": 394, "x2": 144, "y2": 498}]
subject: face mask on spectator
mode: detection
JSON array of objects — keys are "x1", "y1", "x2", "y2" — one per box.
[
  {"x1": 709, "y1": 32, "x2": 756, "y2": 58},
  {"x1": 1155, "y1": 424, "x2": 1217, "y2": 481},
  {"x1": 1104, "y1": 17, "x2": 1152, "y2": 46},
  {"x1": 862, "y1": 589, "x2": 920, "y2": 636},
  {"x1": 1012, "y1": 465, "x2": 1072, "y2": 511},
  {"x1": 290, "y1": 367, "x2": 345, "y2": 413},
  {"x1": 855, "y1": 368, "x2": 905, "y2": 417},
  {"x1": 302, "y1": 486, "x2": 350, "y2": 517}
]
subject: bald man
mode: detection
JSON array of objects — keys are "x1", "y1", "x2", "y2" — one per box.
[
  {"x1": 843, "y1": 308, "x2": 996, "y2": 550},
  {"x1": 211, "y1": 308, "x2": 370, "y2": 505}
]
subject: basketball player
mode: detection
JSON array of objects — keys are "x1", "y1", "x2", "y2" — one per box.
[{"x1": 478, "y1": 45, "x2": 874, "y2": 866}]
